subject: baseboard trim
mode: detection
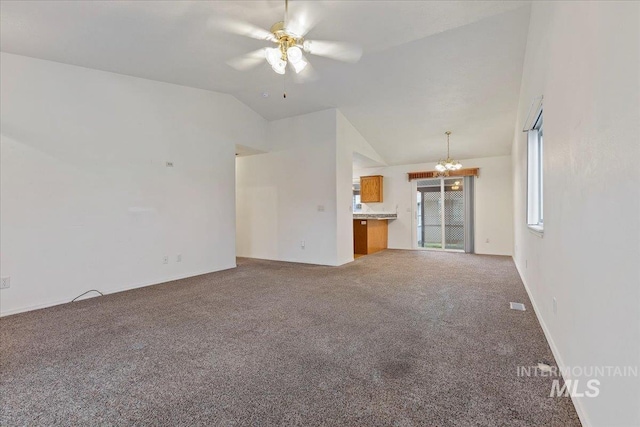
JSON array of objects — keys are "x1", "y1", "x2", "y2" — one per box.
[
  {"x1": 1, "y1": 296, "x2": 76, "y2": 318},
  {"x1": 512, "y1": 257, "x2": 591, "y2": 427},
  {"x1": 236, "y1": 255, "x2": 343, "y2": 267},
  {"x1": 0, "y1": 264, "x2": 236, "y2": 318}
]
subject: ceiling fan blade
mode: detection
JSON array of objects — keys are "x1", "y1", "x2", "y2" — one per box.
[
  {"x1": 284, "y1": 2, "x2": 325, "y2": 37},
  {"x1": 303, "y1": 40, "x2": 363, "y2": 63},
  {"x1": 209, "y1": 17, "x2": 276, "y2": 42},
  {"x1": 227, "y1": 49, "x2": 266, "y2": 71}
]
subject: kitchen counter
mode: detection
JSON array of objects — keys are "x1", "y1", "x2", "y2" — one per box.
[
  {"x1": 353, "y1": 213, "x2": 397, "y2": 220},
  {"x1": 353, "y1": 218, "x2": 389, "y2": 255}
]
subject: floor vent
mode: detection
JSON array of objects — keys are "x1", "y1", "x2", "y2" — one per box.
[
  {"x1": 537, "y1": 362, "x2": 553, "y2": 373},
  {"x1": 510, "y1": 302, "x2": 526, "y2": 311}
]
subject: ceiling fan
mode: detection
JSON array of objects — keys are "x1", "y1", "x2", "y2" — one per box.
[{"x1": 221, "y1": 0, "x2": 363, "y2": 81}]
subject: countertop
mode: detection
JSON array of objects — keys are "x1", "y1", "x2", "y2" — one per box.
[{"x1": 353, "y1": 213, "x2": 397, "y2": 220}]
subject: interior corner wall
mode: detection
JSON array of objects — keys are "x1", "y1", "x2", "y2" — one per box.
[
  {"x1": 354, "y1": 155, "x2": 514, "y2": 256},
  {"x1": 336, "y1": 110, "x2": 386, "y2": 167},
  {"x1": 0, "y1": 53, "x2": 267, "y2": 316},
  {"x1": 335, "y1": 112, "x2": 359, "y2": 266},
  {"x1": 512, "y1": 3, "x2": 640, "y2": 426},
  {"x1": 236, "y1": 109, "x2": 345, "y2": 266}
]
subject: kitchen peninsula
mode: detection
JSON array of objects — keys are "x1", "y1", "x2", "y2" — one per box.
[{"x1": 353, "y1": 213, "x2": 397, "y2": 256}]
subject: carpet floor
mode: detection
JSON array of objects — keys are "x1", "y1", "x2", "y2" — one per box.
[{"x1": 0, "y1": 250, "x2": 580, "y2": 426}]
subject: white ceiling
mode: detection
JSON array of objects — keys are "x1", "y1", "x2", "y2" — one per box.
[{"x1": 0, "y1": 1, "x2": 531, "y2": 165}]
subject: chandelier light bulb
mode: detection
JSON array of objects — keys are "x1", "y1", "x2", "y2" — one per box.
[
  {"x1": 435, "y1": 164, "x2": 446, "y2": 172},
  {"x1": 287, "y1": 46, "x2": 303, "y2": 64},
  {"x1": 445, "y1": 162, "x2": 453, "y2": 170}
]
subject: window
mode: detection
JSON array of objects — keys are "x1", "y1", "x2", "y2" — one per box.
[
  {"x1": 352, "y1": 182, "x2": 362, "y2": 212},
  {"x1": 527, "y1": 109, "x2": 543, "y2": 232}
]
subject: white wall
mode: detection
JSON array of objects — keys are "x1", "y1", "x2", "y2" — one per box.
[
  {"x1": 336, "y1": 112, "x2": 355, "y2": 266},
  {"x1": 236, "y1": 109, "x2": 385, "y2": 266},
  {"x1": 512, "y1": 3, "x2": 640, "y2": 426},
  {"x1": 236, "y1": 109, "x2": 345, "y2": 266},
  {"x1": 0, "y1": 53, "x2": 267, "y2": 316},
  {"x1": 354, "y1": 155, "x2": 514, "y2": 256},
  {"x1": 338, "y1": 110, "x2": 386, "y2": 167}
]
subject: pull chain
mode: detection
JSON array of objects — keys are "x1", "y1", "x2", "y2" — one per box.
[{"x1": 283, "y1": 71, "x2": 287, "y2": 98}]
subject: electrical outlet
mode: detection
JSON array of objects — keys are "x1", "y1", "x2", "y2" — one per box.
[
  {"x1": 317, "y1": 205, "x2": 325, "y2": 212},
  {"x1": 176, "y1": 254, "x2": 182, "y2": 263},
  {"x1": 553, "y1": 297, "x2": 557, "y2": 315},
  {"x1": 301, "y1": 240, "x2": 305, "y2": 249},
  {"x1": 163, "y1": 256, "x2": 169, "y2": 264},
  {"x1": 166, "y1": 161, "x2": 174, "y2": 167},
  {"x1": 0, "y1": 277, "x2": 10, "y2": 289},
  {"x1": 485, "y1": 238, "x2": 490, "y2": 243}
]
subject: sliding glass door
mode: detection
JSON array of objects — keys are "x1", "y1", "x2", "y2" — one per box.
[
  {"x1": 416, "y1": 179, "x2": 442, "y2": 248},
  {"x1": 416, "y1": 177, "x2": 473, "y2": 252},
  {"x1": 443, "y1": 178, "x2": 465, "y2": 250}
]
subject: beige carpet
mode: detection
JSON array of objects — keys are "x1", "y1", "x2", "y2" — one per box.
[{"x1": 0, "y1": 250, "x2": 580, "y2": 426}]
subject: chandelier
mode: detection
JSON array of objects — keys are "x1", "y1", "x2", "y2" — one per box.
[
  {"x1": 264, "y1": 21, "x2": 308, "y2": 75},
  {"x1": 435, "y1": 131, "x2": 462, "y2": 175}
]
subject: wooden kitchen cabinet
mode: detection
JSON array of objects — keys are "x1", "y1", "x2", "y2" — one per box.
[
  {"x1": 360, "y1": 175, "x2": 383, "y2": 203},
  {"x1": 353, "y1": 219, "x2": 388, "y2": 255}
]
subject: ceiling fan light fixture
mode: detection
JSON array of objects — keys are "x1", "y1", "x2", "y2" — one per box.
[
  {"x1": 287, "y1": 46, "x2": 303, "y2": 64},
  {"x1": 227, "y1": 0, "x2": 363, "y2": 79},
  {"x1": 265, "y1": 47, "x2": 280, "y2": 66},
  {"x1": 272, "y1": 58, "x2": 287, "y2": 74},
  {"x1": 292, "y1": 58, "x2": 307, "y2": 73},
  {"x1": 302, "y1": 40, "x2": 312, "y2": 52}
]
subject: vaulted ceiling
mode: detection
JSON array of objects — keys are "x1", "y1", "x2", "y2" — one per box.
[{"x1": 1, "y1": 1, "x2": 531, "y2": 165}]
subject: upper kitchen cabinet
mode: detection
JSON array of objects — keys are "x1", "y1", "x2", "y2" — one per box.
[{"x1": 360, "y1": 175, "x2": 384, "y2": 203}]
